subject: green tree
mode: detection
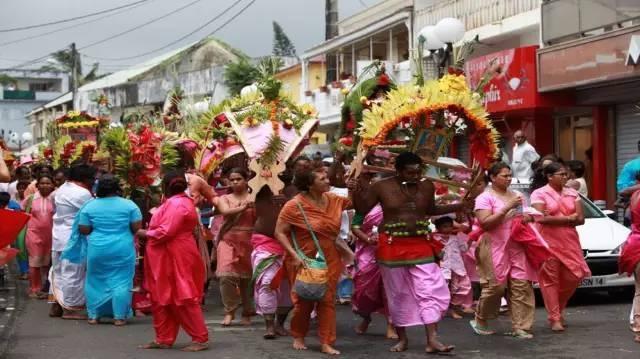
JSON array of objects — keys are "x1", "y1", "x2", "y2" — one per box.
[
  {"x1": 272, "y1": 21, "x2": 297, "y2": 57},
  {"x1": 0, "y1": 74, "x2": 16, "y2": 86},
  {"x1": 39, "y1": 49, "x2": 101, "y2": 85},
  {"x1": 223, "y1": 58, "x2": 260, "y2": 96}
]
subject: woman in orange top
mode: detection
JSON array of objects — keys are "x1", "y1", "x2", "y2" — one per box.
[{"x1": 275, "y1": 167, "x2": 351, "y2": 356}]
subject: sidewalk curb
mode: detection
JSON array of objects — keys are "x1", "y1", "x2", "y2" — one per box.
[{"x1": 0, "y1": 264, "x2": 25, "y2": 358}]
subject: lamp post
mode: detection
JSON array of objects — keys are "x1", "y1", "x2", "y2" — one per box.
[
  {"x1": 18, "y1": 132, "x2": 33, "y2": 153},
  {"x1": 419, "y1": 17, "x2": 466, "y2": 79}
]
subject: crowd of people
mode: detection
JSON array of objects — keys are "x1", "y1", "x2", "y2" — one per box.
[{"x1": 1, "y1": 134, "x2": 639, "y2": 355}]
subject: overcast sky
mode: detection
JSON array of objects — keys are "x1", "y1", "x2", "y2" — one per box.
[{"x1": 0, "y1": 0, "x2": 380, "y2": 74}]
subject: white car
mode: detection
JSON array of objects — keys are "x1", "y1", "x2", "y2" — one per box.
[{"x1": 510, "y1": 179, "x2": 634, "y2": 293}]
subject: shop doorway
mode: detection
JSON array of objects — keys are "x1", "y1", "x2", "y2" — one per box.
[{"x1": 556, "y1": 114, "x2": 593, "y2": 192}]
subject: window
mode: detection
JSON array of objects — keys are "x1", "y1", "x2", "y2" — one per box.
[{"x1": 29, "y1": 83, "x2": 53, "y2": 92}]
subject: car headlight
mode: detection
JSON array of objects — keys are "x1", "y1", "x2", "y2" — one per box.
[{"x1": 611, "y1": 242, "x2": 625, "y2": 255}]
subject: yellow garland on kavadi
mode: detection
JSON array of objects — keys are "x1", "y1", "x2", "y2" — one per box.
[{"x1": 358, "y1": 73, "x2": 499, "y2": 167}]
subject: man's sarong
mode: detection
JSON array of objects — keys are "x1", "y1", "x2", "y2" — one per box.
[
  {"x1": 380, "y1": 262, "x2": 449, "y2": 327},
  {"x1": 251, "y1": 234, "x2": 290, "y2": 315},
  {"x1": 49, "y1": 250, "x2": 86, "y2": 309}
]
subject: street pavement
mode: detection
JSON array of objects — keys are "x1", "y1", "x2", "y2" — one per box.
[{"x1": 5, "y1": 285, "x2": 640, "y2": 359}]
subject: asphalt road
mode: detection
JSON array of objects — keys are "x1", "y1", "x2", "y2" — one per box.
[{"x1": 5, "y1": 287, "x2": 640, "y2": 359}]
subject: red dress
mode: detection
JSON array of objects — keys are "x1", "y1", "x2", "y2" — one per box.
[
  {"x1": 144, "y1": 194, "x2": 205, "y2": 305},
  {"x1": 620, "y1": 191, "x2": 640, "y2": 275}
]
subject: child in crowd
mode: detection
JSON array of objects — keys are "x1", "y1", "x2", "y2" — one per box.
[
  {"x1": 0, "y1": 191, "x2": 20, "y2": 210},
  {"x1": 16, "y1": 181, "x2": 29, "y2": 202},
  {"x1": 433, "y1": 216, "x2": 474, "y2": 319},
  {"x1": 566, "y1": 160, "x2": 588, "y2": 198}
]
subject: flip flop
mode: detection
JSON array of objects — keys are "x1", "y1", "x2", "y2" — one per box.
[
  {"x1": 469, "y1": 320, "x2": 495, "y2": 335},
  {"x1": 426, "y1": 345, "x2": 455, "y2": 356},
  {"x1": 504, "y1": 329, "x2": 534, "y2": 339}
]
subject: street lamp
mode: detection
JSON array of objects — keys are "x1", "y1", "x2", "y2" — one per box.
[
  {"x1": 419, "y1": 17, "x2": 466, "y2": 78},
  {"x1": 18, "y1": 132, "x2": 32, "y2": 153}
]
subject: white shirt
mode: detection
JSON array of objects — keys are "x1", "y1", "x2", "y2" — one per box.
[
  {"x1": 51, "y1": 182, "x2": 93, "y2": 252},
  {"x1": 511, "y1": 141, "x2": 539, "y2": 180},
  {"x1": 330, "y1": 187, "x2": 351, "y2": 241},
  {"x1": 0, "y1": 181, "x2": 18, "y2": 201}
]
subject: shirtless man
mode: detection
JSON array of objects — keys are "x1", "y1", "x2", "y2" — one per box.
[
  {"x1": 353, "y1": 151, "x2": 470, "y2": 355},
  {"x1": 252, "y1": 156, "x2": 311, "y2": 339}
]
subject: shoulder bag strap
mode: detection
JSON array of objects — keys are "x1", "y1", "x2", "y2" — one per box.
[{"x1": 294, "y1": 200, "x2": 325, "y2": 260}]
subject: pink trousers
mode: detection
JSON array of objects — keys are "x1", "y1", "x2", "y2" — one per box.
[
  {"x1": 449, "y1": 272, "x2": 473, "y2": 308},
  {"x1": 538, "y1": 257, "x2": 580, "y2": 322},
  {"x1": 152, "y1": 302, "x2": 209, "y2": 345},
  {"x1": 252, "y1": 249, "x2": 291, "y2": 315},
  {"x1": 380, "y1": 263, "x2": 449, "y2": 327}
]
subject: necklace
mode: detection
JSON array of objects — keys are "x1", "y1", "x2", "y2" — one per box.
[{"x1": 397, "y1": 178, "x2": 418, "y2": 210}]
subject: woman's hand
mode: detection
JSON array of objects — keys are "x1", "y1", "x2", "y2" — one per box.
[
  {"x1": 505, "y1": 196, "x2": 523, "y2": 211},
  {"x1": 136, "y1": 229, "x2": 147, "y2": 238},
  {"x1": 290, "y1": 254, "x2": 307, "y2": 270}
]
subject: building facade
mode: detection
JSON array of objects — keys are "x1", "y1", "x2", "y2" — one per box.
[
  {"x1": 0, "y1": 69, "x2": 68, "y2": 150},
  {"x1": 537, "y1": 0, "x2": 640, "y2": 205}
]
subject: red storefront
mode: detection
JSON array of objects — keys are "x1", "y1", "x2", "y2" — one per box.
[{"x1": 464, "y1": 46, "x2": 573, "y2": 162}]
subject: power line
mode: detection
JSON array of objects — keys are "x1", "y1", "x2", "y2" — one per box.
[
  {"x1": 0, "y1": 0, "x2": 152, "y2": 48},
  {"x1": 79, "y1": 0, "x2": 206, "y2": 51},
  {"x1": 0, "y1": 0, "x2": 151, "y2": 33},
  {"x1": 84, "y1": 0, "x2": 254, "y2": 62}
]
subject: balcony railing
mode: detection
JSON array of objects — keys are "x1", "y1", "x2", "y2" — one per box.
[
  {"x1": 302, "y1": 60, "x2": 412, "y2": 129},
  {"x1": 542, "y1": 0, "x2": 640, "y2": 45},
  {"x1": 2, "y1": 90, "x2": 35, "y2": 100},
  {"x1": 415, "y1": 0, "x2": 540, "y2": 33}
]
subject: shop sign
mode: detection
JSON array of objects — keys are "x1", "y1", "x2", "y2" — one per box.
[{"x1": 465, "y1": 46, "x2": 541, "y2": 113}]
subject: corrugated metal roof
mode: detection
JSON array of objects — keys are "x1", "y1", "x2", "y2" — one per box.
[
  {"x1": 77, "y1": 40, "x2": 199, "y2": 92},
  {"x1": 44, "y1": 91, "x2": 72, "y2": 108}
]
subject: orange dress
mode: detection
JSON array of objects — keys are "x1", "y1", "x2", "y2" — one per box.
[{"x1": 279, "y1": 192, "x2": 350, "y2": 345}]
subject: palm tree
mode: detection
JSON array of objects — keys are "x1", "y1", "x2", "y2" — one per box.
[{"x1": 39, "y1": 49, "x2": 101, "y2": 85}]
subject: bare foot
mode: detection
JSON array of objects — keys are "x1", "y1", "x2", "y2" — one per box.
[
  {"x1": 274, "y1": 325, "x2": 289, "y2": 337},
  {"x1": 114, "y1": 319, "x2": 126, "y2": 327},
  {"x1": 389, "y1": 340, "x2": 408, "y2": 352},
  {"x1": 449, "y1": 310, "x2": 463, "y2": 319},
  {"x1": 386, "y1": 324, "x2": 399, "y2": 340},
  {"x1": 321, "y1": 344, "x2": 341, "y2": 355},
  {"x1": 139, "y1": 342, "x2": 171, "y2": 350},
  {"x1": 355, "y1": 318, "x2": 371, "y2": 335},
  {"x1": 426, "y1": 339, "x2": 455, "y2": 354},
  {"x1": 293, "y1": 338, "x2": 308, "y2": 350},
  {"x1": 240, "y1": 316, "x2": 252, "y2": 326},
  {"x1": 221, "y1": 313, "x2": 234, "y2": 326},
  {"x1": 87, "y1": 319, "x2": 98, "y2": 325},
  {"x1": 634, "y1": 334, "x2": 640, "y2": 343},
  {"x1": 182, "y1": 342, "x2": 209, "y2": 352},
  {"x1": 461, "y1": 307, "x2": 475, "y2": 315},
  {"x1": 550, "y1": 321, "x2": 565, "y2": 332}
]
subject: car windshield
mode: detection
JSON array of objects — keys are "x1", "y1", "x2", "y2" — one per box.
[{"x1": 509, "y1": 183, "x2": 605, "y2": 219}]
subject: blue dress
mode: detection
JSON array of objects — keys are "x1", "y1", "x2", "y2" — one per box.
[{"x1": 77, "y1": 197, "x2": 142, "y2": 320}]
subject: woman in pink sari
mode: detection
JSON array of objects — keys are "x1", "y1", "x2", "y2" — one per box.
[
  {"x1": 620, "y1": 187, "x2": 640, "y2": 343},
  {"x1": 470, "y1": 162, "x2": 537, "y2": 339},
  {"x1": 22, "y1": 175, "x2": 55, "y2": 298},
  {"x1": 216, "y1": 168, "x2": 256, "y2": 326},
  {"x1": 530, "y1": 161, "x2": 590, "y2": 332},
  {"x1": 351, "y1": 204, "x2": 397, "y2": 339}
]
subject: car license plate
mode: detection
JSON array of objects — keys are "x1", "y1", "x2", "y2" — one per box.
[{"x1": 579, "y1": 277, "x2": 607, "y2": 288}]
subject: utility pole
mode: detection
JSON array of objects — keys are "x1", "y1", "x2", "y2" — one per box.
[{"x1": 70, "y1": 42, "x2": 78, "y2": 110}]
